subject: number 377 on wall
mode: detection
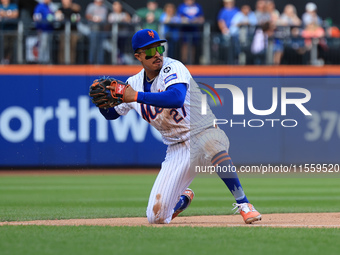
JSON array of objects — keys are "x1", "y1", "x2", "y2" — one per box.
[{"x1": 305, "y1": 110, "x2": 340, "y2": 141}]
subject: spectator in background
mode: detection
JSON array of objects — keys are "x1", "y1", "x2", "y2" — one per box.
[
  {"x1": 327, "y1": 25, "x2": 340, "y2": 38},
  {"x1": 301, "y1": 20, "x2": 325, "y2": 49},
  {"x1": 0, "y1": 0, "x2": 19, "y2": 64},
  {"x1": 0, "y1": 0, "x2": 18, "y2": 23},
  {"x1": 135, "y1": 0, "x2": 162, "y2": 32},
  {"x1": 277, "y1": 4, "x2": 301, "y2": 26},
  {"x1": 264, "y1": 1, "x2": 281, "y2": 64},
  {"x1": 251, "y1": 21, "x2": 283, "y2": 65},
  {"x1": 229, "y1": 4, "x2": 257, "y2": 64},
  {"x1": 285, "y1": 27, "x2": 308, "y2": 64},
  {"x1": 276, "y1": 4, "x2": 301, "y2": 65},
  {"x1": 108, "y1": 0, "x2": 131, "y2": 24},
  {"x1": 55, "y1": 0, "x2": 81, "y2": 64},
  {"x1": 301, "y1": 3, "x2": 326, "y2": 64},
  {"x1": 17, "y1": 0, "x2": 36, "y2": 31},
  {"x1": 33, "y1": 0, "x2": 55, "y2": 64},
  {"x1": 85, "y1": 0, "x2": 108, "y2": 64},
  {"x1": 217, "y1": 0, "x2": 239, "y2": 64},
  {"x1": 301, "y1": 20, "x2": 326, "y2": 65},
  {"x1": 302, "y1": 2, "x2": 322, "y2": 27},
  {"x1": 251, "y1": 21, "x2": 271, "y2": 65},
  {"x1": 217, "y1": 0, "x2": 239, "y2": 36},
  {"x1": 177, "y1": 0, "x2": 204, "y2": 64},
  {"x1": 254, "y1": 0, "x2": 270, "y2": 25},
  {"x1": 230, "y1": 5, "x2": 257, "y2": 35},
  {"x1": 265, "y1": 0, "x2": 279, "y2": 26},
  {"x1": 107, "y1": 0, "x2": 131, "y2": 64},
  {"x1": 159, "y1": 3, "x2": 181, "y2": 58}
]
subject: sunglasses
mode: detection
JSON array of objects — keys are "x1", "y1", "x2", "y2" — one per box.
[{"x1": 138, "y1": 45, "x2": 165, "y2": 59}]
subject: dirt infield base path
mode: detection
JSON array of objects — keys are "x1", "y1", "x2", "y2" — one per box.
[{"x1": 1, "y1": 213, "x2": 340, "y2": 228}]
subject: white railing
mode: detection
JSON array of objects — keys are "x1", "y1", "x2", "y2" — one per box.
[{"x1": 0, "y1": 20, "x2": 338, "y2": 65}]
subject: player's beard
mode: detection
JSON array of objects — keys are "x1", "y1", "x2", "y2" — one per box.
[{"x1": 153, "y1": 57, "x2": 163, "y2": 72}]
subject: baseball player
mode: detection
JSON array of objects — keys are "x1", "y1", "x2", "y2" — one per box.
[{"x1": 90, "y1": 29, "x2": 261, "y2": 224}]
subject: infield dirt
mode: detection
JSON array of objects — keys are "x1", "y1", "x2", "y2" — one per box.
[{"x1": 1, "y1": 213, "x2": 340, "y2": 228}]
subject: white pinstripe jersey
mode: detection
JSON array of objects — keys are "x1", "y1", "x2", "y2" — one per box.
[{"x1": 114, "y1": 57, "x2": 216, "y2": 145}]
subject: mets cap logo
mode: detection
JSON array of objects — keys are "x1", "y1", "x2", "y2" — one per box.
[{"x1": 148, "y1": 30, "x2": 155, "y2": 38}]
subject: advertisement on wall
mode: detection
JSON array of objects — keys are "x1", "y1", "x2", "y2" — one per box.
[{"x1": 0, "y1": 69, "x2": 339, "y2": 167}]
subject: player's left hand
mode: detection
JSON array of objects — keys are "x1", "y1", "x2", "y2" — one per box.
[
  {"x1": 89, "y1": 77, "x2": 134, "y2": 109},
  {"x1": 106, "y1": 81, "x2": 137, "y2": 103}
]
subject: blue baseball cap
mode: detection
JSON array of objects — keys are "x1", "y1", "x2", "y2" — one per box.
[{"x1": 132, "y1": 29, "x2": 167, "y2": 52}]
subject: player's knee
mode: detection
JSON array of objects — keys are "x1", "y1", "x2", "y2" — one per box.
[
  {"x1": 146, "y1": 205, "x2": 171, "y2": 224},
  {"x1": 147, "y1": 214, "x2": 162, "y2": 224},
  {"x1": 147, "y1": 213, "x2": 167, "y2": 224}
]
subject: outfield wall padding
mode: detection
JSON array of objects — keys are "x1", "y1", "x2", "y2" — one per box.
[{"x1": 0, "y1": 66, "x2": 339, "y2": 167}]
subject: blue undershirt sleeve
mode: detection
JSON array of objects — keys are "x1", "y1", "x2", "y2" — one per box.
[
  {"x1": 99, "y1": 107, "x2": 121, "y2": 120},
  {"x1": 137, "y1": 83, "x2": 187, "y2": 108}
]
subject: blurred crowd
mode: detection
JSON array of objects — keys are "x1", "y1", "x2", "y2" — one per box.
[
  {"x1": 0, "y1": 0, "x2": 340, "y2": 65},
  {"x1": 216, "y1": 0, "x2": 340, "y2": 65}
]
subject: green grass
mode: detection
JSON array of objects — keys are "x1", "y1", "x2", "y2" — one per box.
[
  {"x1": 1, "y1": 225, "x2": 340, "y2": 255},
  {"x1": 0, "y1": 174, "x2": 339, "y2": 221},
  {"x1": 1, "y1": 173, "x2": 340, "y2": 255},
  {"x1": 0, "y1": 174, "x2": 156, "y2": 221}
]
